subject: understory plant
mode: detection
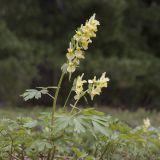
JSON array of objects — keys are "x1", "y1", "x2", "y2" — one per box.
[{"x1": 1, "y1": 14, "x2": 160, "y2": 160}]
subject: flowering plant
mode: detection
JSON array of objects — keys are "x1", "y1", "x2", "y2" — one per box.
[
  {"x1": 21, "y1": 14, "x2": 110, "y2": 123},
  {"x1": 1, "y1": 14, "x2": 160, "y2": 160}
]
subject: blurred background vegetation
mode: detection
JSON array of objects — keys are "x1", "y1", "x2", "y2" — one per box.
[{"x1": 0, "y1": 0, "x2": 160, "y2": 110}]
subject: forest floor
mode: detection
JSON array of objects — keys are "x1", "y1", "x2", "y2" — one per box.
[{"x1": 0, "y1": 106, "x2": 160, "y2": 127}]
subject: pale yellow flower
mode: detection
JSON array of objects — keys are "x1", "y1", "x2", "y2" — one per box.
[
  {"x1": 64, "y1": 14, "x2": 100, "y2": 74},
  {"x1": 68, "y1": 47, "x2": 73, "y2": 53},
  {"x1": 88, "y1": 76, "x2": 97, "y2": 84},
  {"x1": 143, "y1": 118, "x2": 150, "y2": 129},
  {"x1": 75, "y1": 74, "x2": 86, "y2": 91},
  {"x1": 66, "y1": 51, "x2": 75, "y2": 60},
  {"x1": 87, "y1": 24, "x2": 97, "y2": 33},
  {"x1": 74, "y1": 31, "x2": 82, "y2": 41},
  {"x1": 75, "y1": 48, "x2": 84, "y2": 59},
  {"x1": 98, "y1": 72, "x2": 110, "y2": 88},
  {"x1": 74, "y1": 74, "x2": 86, "y2": 100},
  {"x1": 88, "y1": 73, "x2": 109, "y2": 100},
  {"x1": 80, "y1": 38, "x2": 90, "y2": 50},
  {"x1": 89, "y1": 14, "x2": 100, "y2": 25},
  {"x1": 90, "y1": 87, "x2": 101, "y2": 100},
  {"x1": 81, "y1": 26, "x2": 89, "y2": 34},
  {"x1": 67, "y1": 62, "x2": 76, "y2": 73}
]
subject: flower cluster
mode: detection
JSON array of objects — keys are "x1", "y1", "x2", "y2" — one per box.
[
  {"x1": 88, "y1": 72, "x2": 110, "y2": 100},
  {"x1": 73, "y1": 74, "x2": 86, "y2": 100},
  {"x1": 66, "y1": 14, "x2": 100, "y2": 73},
  {"x1": 73, "y1": 72, "x2": 109, "y2": 100}
]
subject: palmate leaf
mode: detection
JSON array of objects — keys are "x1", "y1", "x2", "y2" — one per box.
[
  {"x1": 21, "y1": 89, "x2": 48, "y2": 101},
  {"x1": 92, "y1": 121, "x2": 109, "y2": 136},
  {"x1": 23, "y1": 120, "x2": 38, "y2": 128},
  {"x1": 54, "y1": 112, "x2": 112, "y2": 137},
  {"x1": 73, "y1": 117, "x2": 86, "y2": 133},
  {"x1": 55, "y1": 114, "x2": 87, "y2": 133},
  {"x1": 81, "y1": 114, "x2": 112, "y2": 137},
  {"x1": 55, "y1": 114, "x2": 72, "y2": 131},
  {"x1": 27, "y1": 140, "x2": 52, "y2": 153}
]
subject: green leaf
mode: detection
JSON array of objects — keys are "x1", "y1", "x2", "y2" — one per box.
[
  {"x1": 92, "y1": 121, "x2": 109, "y2": 136},
  {"x1": 55, "y1": 114, "x2": 72, "y2": 131},
  {"x1": 21, "y1": 89, "x2": 48, "y2": 101},
  {"x1": 23, "y1": 120, "x2": 38, "y2": 128},
  {"x1": 29, "y1": 140, "x2": 52, "y2": 152},
  {"x1": 72, "y1": 148, "x2": 88, "y2": 158},
  {"x1": 73, "y1": 118, "x2": 86, "y2": 133}
]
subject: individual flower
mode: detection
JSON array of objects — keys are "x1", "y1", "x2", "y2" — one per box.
[
  {"x1": 80, "y1": 38, "x2": 91, "y2": 50},
  {"x1": 143, "y1": 118, "x2": 150, "y2": 129},
  {"x1": 67, "y1": 62, "x2": 76, "y2": 73},
  {"x1": 66, "y1": 46, "x2": 75, "y2": 60},
  {"x1": 74, "y1": 31, "x2": 82, "y2": 41},
  {"x1": 88, "y1": 76, "x2": 97, "y2": 84},
  {"x1": 64, "y1": 14, "x2": 100, "y2": 74},
  {"x1": 75, "y1": 47, "x2": 84, "y2": 59},
  {"x1": 73, "y1": 74, "x2": 87, "y2": 100},
  {"x1": 89, "y1": 86, "x2": 101, "y2": 100},
  {"x1": 98, "y1": 72, "x2": 110, "y2": 88}
]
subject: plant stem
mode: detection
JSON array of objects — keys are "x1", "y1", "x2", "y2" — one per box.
[
  {"x1": 94, "y1": 144, "x2": 99, "y2": 158},
  {"x1": 47, "y1": 93, "x2": 55, "y2": 100},
  {"x1": 71, "y1": 99, "x2": 79, "y2": 113},
  {"x1": 52, "y1": 72, "x2": 65, "y2": 124},
  {"x1": 47, "y1": 149, "x2": 51, "y2": 160},
  {"x1": 99, "y1": 143, "x2": 110, "y2": 160},
  {"x1": 70, "y1": 89, "x2": 88, "y2": 113},
  {"x1": 8, "y1": 154, "x2": 21, "y2": 160},
  {"x1": 50, "y1": 146, "x2": 56, "y2": 160},
  {"x1": 8, "y1": 134, "x2": 14, "y2": 160},
  {"x1": 63, "y1": 88, "x2": 73, "y2": 109}
]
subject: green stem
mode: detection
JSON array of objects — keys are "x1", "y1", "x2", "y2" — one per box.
[
  {"x1": 51, "y1": 146, "x2": 56, "y2": 160},
  {"x1": 47, "y1": 149, "x2": 51, "y2": 160},
  {"x1": 99, "y1": 143, "x2": 110, "y2": 160},
  {"x1": 52, "y1": 72, "x2": 65, "y2": 124},
  {"x1": 63, "y1": 88, "x2": 73, "y2": 109},
  {"x1": 71, "y1": 99, "x2": 79, "y2": 113},
  {"x1": 47, "y1": 93, "x2": 55, "y2": 100},
  {"x1": 94, "y1": 144, "x2": 99, "y2": 158},
  {"x1": 70, "y1": 89, "x2": 88, "y2": 113}
]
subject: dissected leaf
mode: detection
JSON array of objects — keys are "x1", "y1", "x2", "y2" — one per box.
[
  {"x1": 23, "y1": 120, "x2": 38, "y2": 128},
  {"x1": 21, "y1": 89, "x2": 48, "y2": 101}
]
